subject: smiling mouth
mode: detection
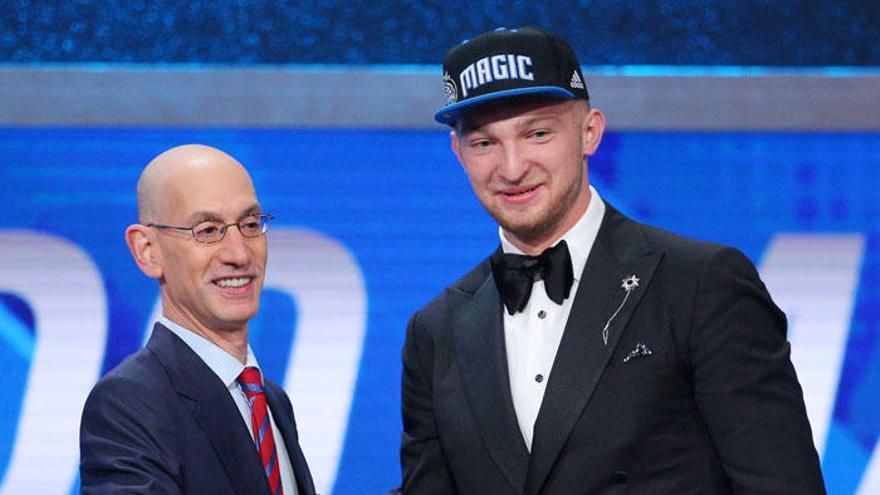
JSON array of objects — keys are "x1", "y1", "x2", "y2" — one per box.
[
  {"x1": 501, "y1": 184, "x2": 540, "y2": 197},
  {"x1": 213, "y1": 277, "x2": 253, "y2": 288}
]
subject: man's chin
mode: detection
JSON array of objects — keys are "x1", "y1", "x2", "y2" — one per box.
[
  {"x1": 497, "y1": 218, "x2": 551, "y2": 245},
  {"x1": 210, "y1": 308, "x2": 259, "y2": 332},
  {"x1": 493, "y1": 202, "x2": 575, "y2": 247}
]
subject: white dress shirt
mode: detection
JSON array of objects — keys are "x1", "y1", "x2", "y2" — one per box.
[
  {"x1": 499, "y1": 186, "x2": 606, "y2": 451},
  {"x1": 160, "y1": 317, "x2": 299, "y2": 495}
]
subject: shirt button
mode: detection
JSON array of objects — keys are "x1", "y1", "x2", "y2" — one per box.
[
  {"x1": 535, "y1": 374, "x2": 544, "y2": 383},
  {"x1": 537, "y1": 310, "x2": 547, "y2": 319}
]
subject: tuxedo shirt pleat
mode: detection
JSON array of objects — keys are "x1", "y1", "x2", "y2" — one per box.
[{"x1": 499, "y1": 186, "x2": 606, "y2": 451}]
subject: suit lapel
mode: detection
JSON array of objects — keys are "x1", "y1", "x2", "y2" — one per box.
[
  {"x1": 525, "y1": 206, "x2": 663, "y2": 494},
  {"x1": 265, "y1": 384, "x2": 316, "y2": 495},
  {"x1": 147, "y1": 324, "x2": 271, "y2": 495},
  {"x1": 449, "y1": 260, "x2": 530, "y2": 494}
]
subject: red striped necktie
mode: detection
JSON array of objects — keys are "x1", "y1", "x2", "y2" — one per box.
[{"x1": 238, "y1": 367, "x2": 284, "y2": 495}]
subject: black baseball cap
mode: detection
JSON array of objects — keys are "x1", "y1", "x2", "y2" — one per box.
[{"x1": 434, "y1": 27, "x2": 589, "y2": 126}]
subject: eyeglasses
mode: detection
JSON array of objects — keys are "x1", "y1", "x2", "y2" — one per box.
[{"x1": 147, "y1": 214, "x2": 273, "y2": 244}]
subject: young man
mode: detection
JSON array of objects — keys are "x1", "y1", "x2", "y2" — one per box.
[
  {"x1": 80, "y1": 144, "x2": 315, "y2": 495},
  {"x1": 401, "y1": 27, "x2": 825, "y2": 494}
]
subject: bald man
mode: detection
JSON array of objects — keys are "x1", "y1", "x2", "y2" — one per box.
[{"x1": 79, "y1": 145, "x2": 316, "y2": 495}]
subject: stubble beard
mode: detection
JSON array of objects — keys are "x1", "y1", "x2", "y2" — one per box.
[{"x1": 490, "y1": 163, "x2": 586, "y2": 247}]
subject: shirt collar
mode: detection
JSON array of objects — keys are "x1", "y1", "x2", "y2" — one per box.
[
  {"x1": 159, "y1": 316, "x2": 260, "y2": 388},
  {"x1": 499, "y1": 185, "x2": 606, "y2": 282}
]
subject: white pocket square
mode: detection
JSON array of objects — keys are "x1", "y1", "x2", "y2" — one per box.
[{"x1": 623, "y1": 342, "x2": 653, "y2": 363}]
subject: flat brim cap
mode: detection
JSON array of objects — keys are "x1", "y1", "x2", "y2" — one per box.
[{"x1": 434, "y1": 27, "x2": 589, "y2": 125}]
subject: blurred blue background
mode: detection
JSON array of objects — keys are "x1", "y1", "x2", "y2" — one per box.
[
  {"x1": 0, "y1": 2, "x2": 878, "y2": 494},
  {"x1": 2, "y1": 0, "x2": 877, "y2": 65}
]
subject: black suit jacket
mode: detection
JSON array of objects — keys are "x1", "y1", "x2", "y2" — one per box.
[
  {"x1": 80, "y1": 323, "x2": 316, "y2": 495},
  {"x1": 401, "y1": 205, "x2": 825, "y2": 494}
]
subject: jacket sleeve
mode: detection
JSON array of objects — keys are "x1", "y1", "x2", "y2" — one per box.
[
  {"x1": 689, "y1": 247, "x2": 826, "y2": 494},
  {"x1": 400, "y1": 310, "x2": 458, "y2": 494},
  {"x1": 79, "y1": 375, "x2": 183, "y2": 495}
]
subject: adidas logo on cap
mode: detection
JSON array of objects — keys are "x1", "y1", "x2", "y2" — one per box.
[{"x1": 570, "y1": 71, "x2": 585, "y2": 90}]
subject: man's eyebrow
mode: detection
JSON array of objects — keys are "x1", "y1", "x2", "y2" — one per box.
[
  {"x1": 516, "y1": 114, "x2": 562, "y2": 131},
  {"x1": 184, "y1": 204, "x2": 261, "y2": 223},
  {"x1": 455, "y1": 121, "x2": 481, "y2": 135},
  {"x1": 240, "y1": 204, "x2": 262, "y2": 217},
  {"x1": 186, "y1": 211, "x2": 222, "y2": 223},
  {"x1": 457, "y1": 111, "x2": 563, "y2": 136}
]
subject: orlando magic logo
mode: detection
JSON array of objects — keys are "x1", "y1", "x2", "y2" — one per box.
[
  {"x1": 458, "y1": 54, "x2": 534, "y2": 98},
  {"x1": 443, "y1": 72, "x2": 458, "y2": 105}
]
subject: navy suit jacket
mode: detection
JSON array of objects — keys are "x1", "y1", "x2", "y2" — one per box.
[
  {"x1": 401, "y1": 204, "x2": 825, "y2": 494},
  {"x1": 80, "y1": 323, "x2": 316, "y2": 495}
]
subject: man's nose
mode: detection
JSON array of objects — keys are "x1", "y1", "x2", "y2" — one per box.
[
  {"x1": 496, "y1": 142, "x2": 529, "y2": 183},
  {"x1": 217, "y1": 225, "x2": 253, "y2": 266}
]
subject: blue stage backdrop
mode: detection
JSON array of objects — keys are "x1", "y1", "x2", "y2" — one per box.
[{"x1": 0, "y1": 128, "x2": 878, "y2": 494}]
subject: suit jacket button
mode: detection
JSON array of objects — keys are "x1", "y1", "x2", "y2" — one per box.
[{"x1": 612, "y1": 471, "x2": 629, "y2": 484}]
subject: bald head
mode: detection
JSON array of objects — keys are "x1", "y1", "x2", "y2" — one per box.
[
  {"x1": 126, "y1": 143, "x2": 268, "y2": 353},
  {"x1": 136, "y1": 144, "x2": 254, "y2": 224}
]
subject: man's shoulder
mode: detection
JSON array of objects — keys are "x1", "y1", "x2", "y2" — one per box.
[
  {"x1": 640, "y1": 221, "x2": 726, "y2": 260},
  {"x1": 86, "y1": 345, "x2": 173, "y2": 405},
  {"x1": 412, "y1": 254, "x2": 493, "y2": 321},
  {"x1": 79, "y1": 347, "x2": 187, "y2": 447},
  {"x1": 615, "y1": 210, "x2": 761, "y2": 289},
  {"x1": 84, "y1": 326, "x2": 197, "y2": 414},
  {"x1": 607, "y1": 206, "x2": 742, "y2": 267}
]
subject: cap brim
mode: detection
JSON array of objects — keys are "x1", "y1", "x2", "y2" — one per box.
[{"x1": 434, "y1": 86, "x2": 577, "y2": 125}]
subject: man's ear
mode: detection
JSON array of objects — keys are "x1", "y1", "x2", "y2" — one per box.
[
  {"x1": 125, "y1": 224, "x2": 163, "y2": 279},
  {"x1": 582, "y1": 108, "x2": 606, "y2": 157},
  {"x1": 450, "y1": 130, "x2": 465, "y2": 168}
]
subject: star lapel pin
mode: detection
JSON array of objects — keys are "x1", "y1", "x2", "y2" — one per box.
[
  {"x1": 602, "y1": 274, "x2": 640, "y2": 345},
  {"x1": 621, "y1": 274, "x2": 640, "y2": 291}
]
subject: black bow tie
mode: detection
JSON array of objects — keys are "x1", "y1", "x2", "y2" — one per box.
[{"x1": 490, "y1": 240, "x2": 575, "y2": 315}]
